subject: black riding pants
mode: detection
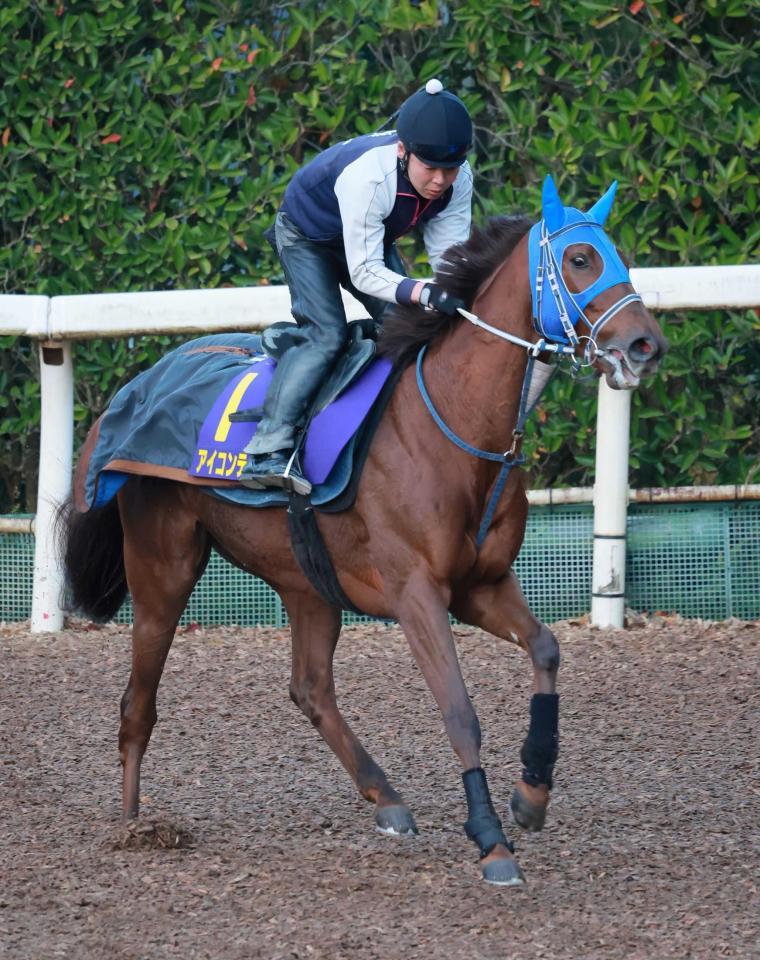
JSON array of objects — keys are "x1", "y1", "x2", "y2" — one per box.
[{"x1": 247, "y1": 212, "x2": 404, "y2": 455}]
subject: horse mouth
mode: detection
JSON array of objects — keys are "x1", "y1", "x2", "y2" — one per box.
[{"x1": 599, "y1": 348, "x2": 642, "y2": 389}]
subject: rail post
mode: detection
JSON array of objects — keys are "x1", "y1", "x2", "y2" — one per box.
[
  {"x1": 30, "y1": 340, "x2": 74, "y2": 632},
  {"x1": 591, "y1": 380, "x2": 631, "y2": 628}
]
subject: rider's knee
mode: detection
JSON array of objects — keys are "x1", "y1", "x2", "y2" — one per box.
[{"x1": 311, "y1": 323, "x2": 348, "y2": 358}]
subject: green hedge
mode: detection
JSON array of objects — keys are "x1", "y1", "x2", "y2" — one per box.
[{"x1": 1, "y1": 0, "x2": 758, "y2": 511}]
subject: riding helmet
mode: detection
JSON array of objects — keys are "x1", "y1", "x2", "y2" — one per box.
[{"x1": 396, "y1": 78, "x2": 472, "y2": 168}]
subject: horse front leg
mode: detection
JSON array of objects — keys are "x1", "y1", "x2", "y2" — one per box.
[
  {"x1": 396, "y1": 572, "x2": 524, "y2": 886},
  {"x1": 452, "y1": 570, "x2": 560, "y2": 833}
]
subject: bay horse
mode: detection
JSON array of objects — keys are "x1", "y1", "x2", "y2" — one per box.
[{"x1": 60, "y1": 177, "x2": 666, "y2": 885}]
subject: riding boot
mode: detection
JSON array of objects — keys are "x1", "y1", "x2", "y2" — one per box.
[{"x1": 240, "y1": 341, "x2": 338, "y2": 494}]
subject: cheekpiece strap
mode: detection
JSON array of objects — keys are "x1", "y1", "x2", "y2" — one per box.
[
  {"x1": 589, "y1": 292, "x2": 643, "y2": 342},
  {"x1": 537, "y1": 221, "x2": 581, "y2": 347}
]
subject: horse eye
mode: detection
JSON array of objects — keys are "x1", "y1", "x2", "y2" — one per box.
[{"x1": 572, "y1": 255, "x2": 589, "y2": 268}]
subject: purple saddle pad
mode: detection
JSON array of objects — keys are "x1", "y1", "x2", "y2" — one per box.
[{"x1": 190, "y1": 355, "x2": 393, "y2": 485}]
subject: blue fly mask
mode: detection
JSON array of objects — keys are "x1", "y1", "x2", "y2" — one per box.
[{"x1": 528, "y1": 176, "x2": 642, "y2": 361}]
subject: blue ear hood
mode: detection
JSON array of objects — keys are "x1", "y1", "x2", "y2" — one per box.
[
  {"x1": 588, "y1": 180, "x2": 617, "y2": 225},
  {"x1": 541, "y1": 175, "x2": 566, "y2": 232},
  {"x1": 528, "y1": 177, "x2": 632, "y2": 342}
]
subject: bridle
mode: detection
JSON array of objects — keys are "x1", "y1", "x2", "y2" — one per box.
[
  {"x1": 459, "y1": 220, "x2": 642, "y2": 369},
  {"x1": 453, "y1": 216, "x2": 643, "y2": 368},
  {"x1": 533, "y1": 219, "x2": 643, "y2": 364},
  {"x1": 416, "y1": 210, "x2": 644, "y2": 549}
]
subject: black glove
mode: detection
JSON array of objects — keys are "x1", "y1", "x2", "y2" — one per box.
[{"x1": 419, "y1": 283, "x2": 465, "y2": 316}]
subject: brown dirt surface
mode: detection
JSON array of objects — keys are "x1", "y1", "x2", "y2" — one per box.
[{"x1": 1, "y1": 615, "x2": 758, "y2": 960}]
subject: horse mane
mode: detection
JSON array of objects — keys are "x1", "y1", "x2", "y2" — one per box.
[{"x1": 377, "y1": 214, "x2": 533, "y2": 367}]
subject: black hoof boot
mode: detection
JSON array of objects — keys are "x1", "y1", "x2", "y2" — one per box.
[
  {"x1": 462, "y1": 768, "x2": 524, "y2": 884},
  {"x1": 240, "y1": 450, "x2": 312, "y2": 495},
  {"x1": 375, "y1": 804, "x2": 418, "y2": 836}
]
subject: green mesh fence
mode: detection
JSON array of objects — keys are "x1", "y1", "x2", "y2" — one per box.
[
  {"x1": 513, "y1": 504, "x2": 594, "y2": 622},
  {"x1": 627, "y1": 501, "x2": 759, "y2": 621},
  {"x1": 0, "y1": 526, "x2": 35, "y2": 622},
  {"x1": 1, "y1": 501, "x2": 758, "y2": 625}
]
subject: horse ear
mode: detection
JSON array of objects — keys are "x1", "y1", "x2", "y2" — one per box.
[
  {"x1": 588, "y1": 180, "x2": 618, "y2": 225},
  {"x1": 541, "y1": 175, "x2": 565, "y2": 232}
]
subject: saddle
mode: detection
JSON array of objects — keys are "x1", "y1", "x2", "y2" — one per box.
[{"x1": 230, "y1": 318, "x2": 378, "y2": 426}]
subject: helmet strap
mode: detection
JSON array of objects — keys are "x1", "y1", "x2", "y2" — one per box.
[{"x1": 399, "y1": 148, "x2": 409, "y2": 174}]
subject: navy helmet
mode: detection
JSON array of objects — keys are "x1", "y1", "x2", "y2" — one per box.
[{"x1": 396, "y1": 78, "x2": 472, "y2": 168}]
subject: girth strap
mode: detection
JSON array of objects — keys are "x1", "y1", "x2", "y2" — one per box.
[{"x1": 287, "y1": 493, "x2": 365, "y2": 614}]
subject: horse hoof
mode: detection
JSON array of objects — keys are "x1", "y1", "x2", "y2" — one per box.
[
  {"x1": 481, "y1": 856, "x2": 525, "y2": 887},
  {"x1": 375, "y1": 804, "x2": 418, "y2": 836},
  {"x1": 510, "y1": 782, "x2": 549, "y2": 832}
]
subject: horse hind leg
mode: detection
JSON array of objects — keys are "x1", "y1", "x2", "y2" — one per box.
[
  {"x1": 285, "y1": 592, "x2": 417, "y2": 836},
  {"x1": 117, "y1": 481, "x2": 211, "y2": 821}
]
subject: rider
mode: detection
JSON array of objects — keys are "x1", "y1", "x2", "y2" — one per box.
[{"x1": 242, "y1": 78, "x2": 473, "y2": 494}]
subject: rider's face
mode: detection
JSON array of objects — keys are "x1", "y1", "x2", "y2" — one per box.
[{"x1": 398, "y1": 143, "x2": 460, "y2": 200}]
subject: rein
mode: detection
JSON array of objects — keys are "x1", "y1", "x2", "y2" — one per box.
[
  {"x1": 456, "y1": 308, "x2": 578, "y2": 359},
  {"x1": 416, "y1": 343, "x2": 534, "y2": 549}
]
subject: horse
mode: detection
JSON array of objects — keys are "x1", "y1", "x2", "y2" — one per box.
[{"x1": 59, "y1": 176, "x2": 666, "y2": 886}]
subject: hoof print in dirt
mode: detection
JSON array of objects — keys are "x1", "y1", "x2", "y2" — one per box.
[
  {"x1": 481, "y1": 856, "x2": 525, "y2": 887},
  {"x1": 375, "y1": 805, "x2": 418, "y2": 836},
  {"x1": 113, "y1": 819, "x2": 194, "y2": 851}
]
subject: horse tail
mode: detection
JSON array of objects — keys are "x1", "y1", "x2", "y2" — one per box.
[{"x1": 57, "y1": 496, "x2": 128, "y2": 622}]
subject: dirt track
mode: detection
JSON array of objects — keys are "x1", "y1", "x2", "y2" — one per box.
[{"x1": 1, "y1": 616, "x2": 758, "y2": 960}]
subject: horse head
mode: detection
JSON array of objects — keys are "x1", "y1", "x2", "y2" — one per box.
[{"x1": 528, "y1": 175, "x2": 667, "y2": 388}]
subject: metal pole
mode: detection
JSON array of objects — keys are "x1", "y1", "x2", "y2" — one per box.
[
  {"x1": 591, "y1": 380, "x2": 631, "y2": 628},
  {"x1": 31, "y1": 340, "x2": 73, "y2": 632}
]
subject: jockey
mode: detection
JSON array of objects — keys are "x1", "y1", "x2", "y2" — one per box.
[{"x1": 242, "y1": 78, "x2": 473, "y2": 494}]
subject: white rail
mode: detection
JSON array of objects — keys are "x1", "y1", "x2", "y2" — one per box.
[
  {"x1": 527, "y1": 484, "x2": 760, "y2": 506},
  {"x1": 1, "y1": 264, "x2": 758, "y2": 632},
  {"x1": 5, "y1": 483, "x2": 758, "y2": 535}
]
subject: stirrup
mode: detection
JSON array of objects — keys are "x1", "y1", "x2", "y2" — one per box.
[
  {"x1": 280, "y1": 448, "x2": 312, "y2": 496},
  {"x1": 242, "y1": 449, "x2": 312, "y2": 496}
]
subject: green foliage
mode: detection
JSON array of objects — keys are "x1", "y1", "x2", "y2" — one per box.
[
  {"x1": 522, "y1": 307, "x2": 759, "y2": 489},
  {"x1": 1, "y1": 0, "x2": 758, "y2": 510}
]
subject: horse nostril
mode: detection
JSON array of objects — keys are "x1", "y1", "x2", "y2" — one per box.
[{"x1": 629, "y1": 336, "x2": 659, "y2": 363}]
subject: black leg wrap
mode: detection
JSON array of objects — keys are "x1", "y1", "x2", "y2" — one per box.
[
  {"x1": 521, "y1": 693, "x2": 559, "y2": 789},
  {"x1": 462, "y1": 767, "x2": 513, "y2": 858}
]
